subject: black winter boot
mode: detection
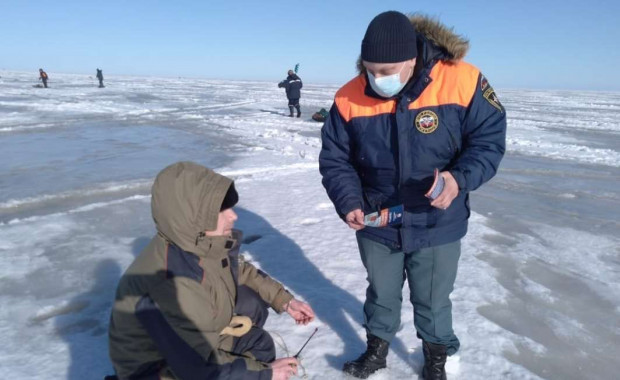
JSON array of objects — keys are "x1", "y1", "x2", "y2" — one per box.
[
  {"x1": 295, "y1": 105, "x2": 301, "y2": 118},
  {"x1": 289, "y1": 106, "x2": 295, "y2": 117},
  {"x1": 342, "y1": 334, "x2": 389, "y2": 378},
  {"x1": 422, "y1": 341, "x2": 447, "y2": 380}
]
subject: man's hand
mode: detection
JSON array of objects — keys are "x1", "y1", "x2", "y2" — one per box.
[
  {"x1": 286, "y1": 299, "x2": 315, "y2": 325},
  {"x1": 271, "y1": 357, "x2": 298, "y2": 380},
  {"x1": 430, "y1": 171, "x2": 459, "y2": 210},
  {"x1": 345, "y1": 209, "x2": 365, "y2": 230}
]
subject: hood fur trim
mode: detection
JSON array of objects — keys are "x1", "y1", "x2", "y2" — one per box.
[{"x1": 410, "y1": 14, "x2": 469, "y2": 61}]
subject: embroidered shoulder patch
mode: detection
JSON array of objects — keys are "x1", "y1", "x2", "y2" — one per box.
[
  {"x1": 415, "y1": 110, "x2": 439, "y2": 134},
  {"x1": 483, "y1": 87, "x2": 504, "y2": 112},
  {"x1": 481, "y1": 75, "x2": 489, "y2": 91}
]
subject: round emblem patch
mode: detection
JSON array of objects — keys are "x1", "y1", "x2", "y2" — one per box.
[{"x1": 415, "y1": 110, "x2": 439, "y2": 134}]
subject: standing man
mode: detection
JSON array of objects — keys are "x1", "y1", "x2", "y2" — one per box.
[
  {"x1": 319, "y1": 11, "x2": 506, "y2": 380},
  {"x1": 278, "y1": 70, "x2": 303, "y2": 117},
  {"x1": 96, "y1": 68, "x2": 104, "y2": 88},
  {"x1": 39, "y1": 68, "x2": 49, "y2": 88}
]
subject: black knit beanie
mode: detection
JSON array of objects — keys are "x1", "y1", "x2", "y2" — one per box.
[
  {"x1": 220, "y1": 182, "x2": 239, "y2": 211},
  {"x1": 361, "y1": 11, "x2": 417, "y2": 63}
]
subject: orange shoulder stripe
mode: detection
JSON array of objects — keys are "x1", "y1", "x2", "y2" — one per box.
[
  {"x1": 335, "y1": 75, "x2": 396, "y2": 123},
  {"x1": 409, "y1": 61, "x2": 479, "y2": 110}
]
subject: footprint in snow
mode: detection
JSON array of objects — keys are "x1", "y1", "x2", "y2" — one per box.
[
  {"x1": 316, "y1": 203, "x2": 333, "y2": 210},
  {"x1": 30, "y1": 300, "x2": 90, "y2": 324},
  {"x1": 299, "y1": 218, "x2": 321, "y2": 226}
]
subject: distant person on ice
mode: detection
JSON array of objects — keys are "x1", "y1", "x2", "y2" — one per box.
[
  {"x1": 108, "y1": 161, "x2": 315, "y2": 380},
  {"x1": 319, "y1": 11, "x2": 506, "y2": 380},
  {"x1": 38, "y1": 68, "x2": 48, "y2": 88},
  {"x1": 96, "y1": 68, "x2": 104, "y2": 88},
  {"x1": 278, "y1": 69, "x2": 303, "y2": 117}
]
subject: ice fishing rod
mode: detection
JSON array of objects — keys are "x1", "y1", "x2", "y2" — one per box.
[{"x1": 294, "y1": 327, "x2": 318, "y2": 358}]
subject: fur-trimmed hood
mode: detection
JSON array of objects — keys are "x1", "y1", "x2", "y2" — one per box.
[{"x1": 357, "y1": 13, "x2": 469, "y2": 73}]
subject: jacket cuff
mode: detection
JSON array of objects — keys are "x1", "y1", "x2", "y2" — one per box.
[
  {"x1": 339, "y1": 199, "x2": 363, "y2": 219},
  {"x1": 259, "y1": 368, "x2": 273, "y2": 380},
  {"x1": 449, "y1": 169, "x2": 467, "y2": 191},
  {"x1": 242, "y1": 356, "x2": 270, "y2": 372},
  {"x1": 271, "y1": 290, "x2": 294, "y2": 314}
]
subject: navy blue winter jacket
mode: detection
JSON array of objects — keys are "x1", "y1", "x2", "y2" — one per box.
[
  {"x1": 278, "y1": 74, "x2": 303, "y2": 99},
  {"x1": 319, "y1": 17, "x2": 506, "y2": 252}
]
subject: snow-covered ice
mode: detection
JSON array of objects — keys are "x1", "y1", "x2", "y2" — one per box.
[{"x1": 1, "y1": 70, "x2": 619, "y2": 379}]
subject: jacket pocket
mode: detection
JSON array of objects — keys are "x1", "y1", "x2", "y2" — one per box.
[{"x1": 362, "y1": 189, "x2": 388, "y2": 212}]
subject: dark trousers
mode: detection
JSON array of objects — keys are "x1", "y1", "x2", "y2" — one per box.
[
  {"x1": 98, "y1": 79, "x2": 104, "y2": 88},
  {"x1": 133, "y1": 285, "x2": 273, "y2": 379},
  {"x1": 232, "y1": 285, "x2": 275, "y2": 362},
  {"x1": 357, "y1": 235, "x2": 461, "y2": 355},
  {"x1": 42, "y1": 79, "x2": 48, "y2": 88},
  {"x1": 287, "y1": 98, "x2": 300, "y2": 116}
]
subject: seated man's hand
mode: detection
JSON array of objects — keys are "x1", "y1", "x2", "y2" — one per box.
[
  {"x1": 286, "y1": 299, "x2": 315, "y2": 325},
  {"x1": 271, "y1": 357, "x2": 298, "y2": 380}
]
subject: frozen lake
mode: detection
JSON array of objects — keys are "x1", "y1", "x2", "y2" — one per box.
[{"x1": 1, "y1": 70, "x2": 618, "y2": 379}]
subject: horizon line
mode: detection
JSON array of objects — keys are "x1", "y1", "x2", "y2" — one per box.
[{"x1": 1, "y1": 68, "x2": 618, "y2": 93}]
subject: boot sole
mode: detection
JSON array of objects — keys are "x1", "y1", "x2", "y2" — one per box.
[{"x1": 343, "y1": 363, "x2": 386, "y2": 379}]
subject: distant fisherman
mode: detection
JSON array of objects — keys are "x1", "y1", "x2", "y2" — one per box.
[
  {"x1": 96, "y1": 68, "x2": 104, "y2": 88},
  {"x1": 278, "y1": 69, "x2": 303, "y2": 118},
  {"x1": 39, "y1": 68, "x2": 49, "y2": 88}
]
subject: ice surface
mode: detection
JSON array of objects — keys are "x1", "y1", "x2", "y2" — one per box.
[{"x1": 1, "y1": 70, "x2": 618, "y2": 379}]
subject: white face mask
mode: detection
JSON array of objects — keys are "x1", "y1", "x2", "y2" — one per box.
[{"x1": 367, "y1": 62, "x2": 408, "y2": 98}]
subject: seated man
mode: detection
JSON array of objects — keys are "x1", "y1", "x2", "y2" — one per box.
[{"x1": 108, "y1": 161, "x2": 315, "y2": 380}]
